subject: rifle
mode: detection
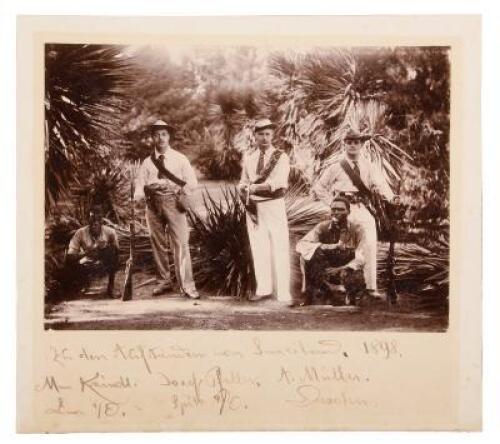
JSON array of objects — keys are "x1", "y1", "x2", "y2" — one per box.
[
  {"x1": 122, "y1": 163, "x2": 135, "y2": 301},
  {"x1": 385, "y1": 194, "x2": 404, "y2": 305}
]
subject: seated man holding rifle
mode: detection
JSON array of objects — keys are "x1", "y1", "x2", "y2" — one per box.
[
  {"x1": 312, "y1": 127, "x2": 400, "y2": 300},
  {"x1": 296, "y1": 196, "x2": 367, "y2": 306}
]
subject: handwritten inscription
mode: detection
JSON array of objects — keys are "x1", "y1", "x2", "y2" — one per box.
[
  {"x1": 362, "y1": 340, "x2": 402, "y2": 359},
  {"x1": 37, "y1": 337, "x2": 394, "y2": 425},
  {"x1": 286, "y1": 385, "x2": 374, "y2": 408}
]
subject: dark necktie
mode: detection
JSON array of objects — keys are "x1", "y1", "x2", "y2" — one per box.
[
  {"x1": 352, "y1": 160, "x2": 360, "y2": 177},
  {"x1": 157, "y1": 154, "x2": 165, "y2": 179},
  {"x1": 256, "y1": 150, "x2": 265, "y2": 175}
]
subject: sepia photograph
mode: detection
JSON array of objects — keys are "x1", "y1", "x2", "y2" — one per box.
[
  {"x1": 43, "y1": 43, "x2": 450, "y2": 331},
  {"x1": 16, "y1": 13, "x2": 483, "y2": 433}
]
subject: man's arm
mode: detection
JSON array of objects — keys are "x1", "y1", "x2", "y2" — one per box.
[
  {"x1": 67, "y1": 229, "x2": 82, "y2": 256},
  {"x1": 296, "y1": 223, "x2": 341, "y2": 260},
  {"x1": 344, "y1": 225, "x2": 366, "y2": 271},
  {"x1": 367, "y1": 162, "x2": 394, "y2": 201}
]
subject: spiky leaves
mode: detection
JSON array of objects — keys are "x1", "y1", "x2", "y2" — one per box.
[
  {"x1": 189, "y1": 184, "x2": 327, "y2": 299},
  {"x1": 45, "y1": 44, "x2": 134, "y2": 213}
]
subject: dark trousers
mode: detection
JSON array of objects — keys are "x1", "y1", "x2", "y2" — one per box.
[
  {"x1": 300, "y1": 248, "x2": 365, "y2": 305},
  {"x1": 66, "y1": 246, "x2": 119, "y2": 295}
]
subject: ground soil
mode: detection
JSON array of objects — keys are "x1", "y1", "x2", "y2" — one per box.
[{"x1": 45, "y1": 269, "x2": 447, "y2": 332}]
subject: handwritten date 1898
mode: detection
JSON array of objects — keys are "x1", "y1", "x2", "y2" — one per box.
[{"x1": 362, "y1": 340, "x2": 402, "y2": 359}]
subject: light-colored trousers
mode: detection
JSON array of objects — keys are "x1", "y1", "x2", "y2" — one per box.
[
  {"x1": 145, "y1": 194, "x2": 197, "y2": 294},
  {"x1": 246, "y1": 198, "x2": 291, "y2": 302},
  {"x1": 349, "y1": 203, "x2": 378, "y2": 291}
]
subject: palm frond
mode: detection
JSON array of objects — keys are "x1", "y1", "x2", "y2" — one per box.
[{"x1": 45, "y1": 44, "x2": 135, "y2": 213}]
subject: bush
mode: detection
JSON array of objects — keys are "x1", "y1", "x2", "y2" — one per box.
[{"x1": 189, "y1": 183, "x2": 327, "y2": 299}]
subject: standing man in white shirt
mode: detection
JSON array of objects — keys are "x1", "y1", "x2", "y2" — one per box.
[
  {"x1": 312, "y1": 128, "x2": 397, "y2": 298},
  {"x1": 134, "y1": 119, "x2": 199, "y2": 298},
  {"x1": 239, "y1": 118, "x2": 292, "y2": 306}
]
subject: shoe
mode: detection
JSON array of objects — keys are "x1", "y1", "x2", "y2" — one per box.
[
  {"x1": 366, "y1": 290, "x2": 384, "y2": 300},
  {"x1": 152, "y1": 283, "x2": 173, "y2": 296},
  {"x1": 183, "y1": 290, "x2": 200, "y2": 299}
]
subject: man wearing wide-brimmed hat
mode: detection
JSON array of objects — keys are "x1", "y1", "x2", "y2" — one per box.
[
  {"x1": 134, "y1": 119, "x2": 199, "y2": 298},
  {"x1": 312, "y1": 127, "x2": 395, "y2": 299},
  {"x1": 239, "y1": 118, "x2": 293, "y2": 306}
]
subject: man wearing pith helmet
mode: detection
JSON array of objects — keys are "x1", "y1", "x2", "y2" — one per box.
[
  {"x1": 134, "y1": 119, "x2": 199, "y2": 299},
  {"x1": 238, "y1": 118, "x2": 293, "y2": 306},
  {"x1": 312, "y1": 126, "x2": 396, "y2": 299}
]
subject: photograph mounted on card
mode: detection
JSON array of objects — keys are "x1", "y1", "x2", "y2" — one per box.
[{"x1": 17, "y1": 15, "x2": 481, "y2": 432}]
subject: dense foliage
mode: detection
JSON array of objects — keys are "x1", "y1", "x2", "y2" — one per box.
[{"x1": 44, "y1": 44, "x2": 450, "y2": 305}]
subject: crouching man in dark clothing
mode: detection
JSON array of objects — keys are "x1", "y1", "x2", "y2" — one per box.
[
  {"x1": 296, "y1": 196, "x2": 367, "y2": 306},
  {"x1": 66, "y1": 208, "x2": 119, "y2": 298}
]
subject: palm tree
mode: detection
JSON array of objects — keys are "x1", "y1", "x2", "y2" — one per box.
[{"x1": 45, "y1": 44, "x2": 134, "y2": 214}]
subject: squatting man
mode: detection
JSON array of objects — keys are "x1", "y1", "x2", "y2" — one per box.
[
  {"x1": 296, "y1": 196, "x2": 367, "y2": 306},
  {"x1": 66, "y1": 206, "x2": 120, "y2": 298}
]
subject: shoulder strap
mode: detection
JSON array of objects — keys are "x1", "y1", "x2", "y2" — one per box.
[
  {"x1": 150, "y1": 152, "x2": 186, "y2": 187},
  {"x1": 253, "y1": 150, "x2": 284, "y2": 184},
  {"x1": 340, "y1": 159, "x2": 371, "y2": 198}
]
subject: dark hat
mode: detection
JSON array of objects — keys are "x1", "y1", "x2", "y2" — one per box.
[
  {"x1": 150, "y1": 119, "x2": 175, "y2": 134},
  {"x1": 254, "y1": 118, "x2": 276, "y2": 132},
  {"x1": 344, "y1": 127, "x2": 370, "y2": 142}
]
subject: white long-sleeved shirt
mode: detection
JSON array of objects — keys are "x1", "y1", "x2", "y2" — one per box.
[
  {"x1": 68, "y1": 225, "x2": 119, "y2": 255},
  {"x1": 134, "y1": 148, "x2": 198, "y2": 200},
  {"x1": 295, "y1": 219, "x2": 366, "y2": 270},
  {"x1": 239, "y1": 146, "x2": 290, "y2": 200},
  {"x1": 312, "y1": 153, "x2": 394, "y2": 206}
]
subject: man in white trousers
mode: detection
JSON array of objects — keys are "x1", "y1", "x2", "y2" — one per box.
[
  {"x1": 239, "y1": 118, "x2": 292, "y2": 306},
  {"x1": 312, "y1": 128, "x2": 397, "y2": 298},
  {"x1": 134, "y1": 119, "x2": 199, "y2": 299}
]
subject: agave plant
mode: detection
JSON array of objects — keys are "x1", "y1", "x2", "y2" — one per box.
[
  {"x1": 188, "y1": 183, "x2": 327, "y2": 299},
  {"x1": 68, "y1": 159, "x2": 131, "y2": 224},
  {"x1": 377, "y1": 240, "x2": 449, "y2": 311},
  {"x1": 45, "y1": 43, "x2": 134, "y2": 214}
]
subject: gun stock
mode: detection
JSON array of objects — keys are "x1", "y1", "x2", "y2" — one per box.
[{"x1": 121, "y1": 165, "x2": 135, "y2": 301}]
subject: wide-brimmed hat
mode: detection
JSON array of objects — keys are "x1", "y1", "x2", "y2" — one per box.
[
  {"x1": 344, "y1": 127, "x2": 371, "y2": 142},
  {"x1": 254, "y1": 118, "x2": 276, "y2": 132},
  {"x1": 150, "y1": 119, "x2": 175, "y2": 134}
]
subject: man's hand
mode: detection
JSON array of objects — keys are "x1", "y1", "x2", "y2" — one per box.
[
  {"x1": 320, "y1": 243, "x2": 336, "y2": 251},
  {"x1": 320, "y1": 241, "x2": 346, "y2": 251},
  {"x1": 85, "y1": 246, "x2": 100, "y2": 259},
  {"x1": 96, "y1": 239, "x2": 107, "y2": 249},
  {"x1": 339, "y1": 267, "x2": 355, "y2": 280}
]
